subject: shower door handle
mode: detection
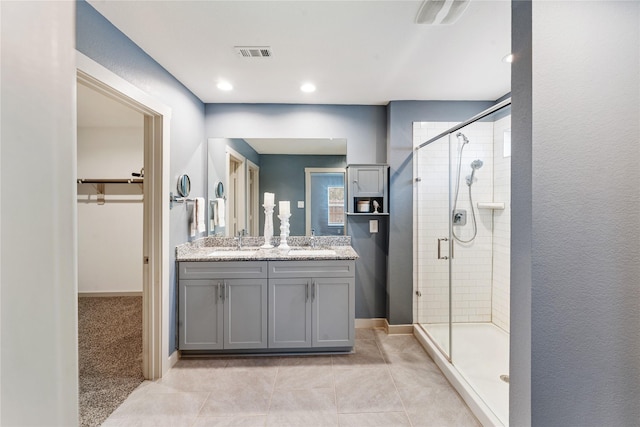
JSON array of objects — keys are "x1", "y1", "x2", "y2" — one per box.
[{"x1": 437, "y1": 238, "x2": 449, "y2": 260}]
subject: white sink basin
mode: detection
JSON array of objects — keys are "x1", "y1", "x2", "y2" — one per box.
[
  {"x1": 287, "y1": 249, "x2": 337, "y2": 256},
  {"x1": 208, "y1": 250, "x2": 256, "y2": 257}
]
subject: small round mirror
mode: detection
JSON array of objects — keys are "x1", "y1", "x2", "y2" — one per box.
[
  {"x1": 177, "y1": 174, "x2": 191, "y2": 197},
  {"x1": 215, "y1": 181, "x2": 224, "y2": 198}
]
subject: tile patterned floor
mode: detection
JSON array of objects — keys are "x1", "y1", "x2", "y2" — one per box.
[{"x1": 102, "y1": 329, "x2": 480, "y2": 427}]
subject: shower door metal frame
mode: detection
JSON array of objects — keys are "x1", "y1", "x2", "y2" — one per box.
[{"x1": 415, "y1": 97, "x2": 512, "y2": 364}]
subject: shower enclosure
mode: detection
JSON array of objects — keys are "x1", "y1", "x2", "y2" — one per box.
[{"x1": 413, "y1": 100, "x2": 511, "y2": 426}]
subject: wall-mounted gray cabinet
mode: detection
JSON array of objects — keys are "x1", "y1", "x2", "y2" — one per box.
[
  {"x1": 178, "y1": 261, "x2": 268, "y2": 350},
  {"x1": 268, "y1": 260, "x2": 355, "y2": 349},
  {"x1": 347, "y1": 164, "x2": 389, "y2": 214}
]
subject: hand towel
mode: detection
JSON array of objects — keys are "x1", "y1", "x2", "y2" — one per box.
[
  {"x1": 195, "y1": 197, "x2": 206, "y2": 234},
  {"x1": 215, "y1": 198, "x2": 226, "y2": 227},
  {"x1": 190, "y1": 201, "x2": 196, "y2": 237}
]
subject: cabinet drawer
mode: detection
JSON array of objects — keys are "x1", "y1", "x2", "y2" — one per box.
[
  {"x1": 269, "y1": 260, "x2": 355, "y2": 279},
  {"x1": 179, "y1": 261, "x2": 268, "y2": 280}
]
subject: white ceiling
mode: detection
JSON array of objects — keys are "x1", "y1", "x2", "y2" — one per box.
[{"x1": 87, "y1": 0, "x2": 511, "y2": 105}]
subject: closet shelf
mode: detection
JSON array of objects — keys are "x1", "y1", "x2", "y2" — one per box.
[{"x1": 77, "y1": 178, "x2": 143, "y2": 184}]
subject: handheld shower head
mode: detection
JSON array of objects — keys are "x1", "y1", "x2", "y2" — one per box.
[
  {"x1": 466, "y1": 159, "x2": 483, "y2": 186},
  {"x1": 471, "y1": 159, "x2": 483, "y2": 170},
  {"x1": 456, "y1": 132, "x2": 469, "y2": 144}
]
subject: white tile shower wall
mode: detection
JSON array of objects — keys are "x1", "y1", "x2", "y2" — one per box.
[
  {"x1": 491, "y1": 116, "x2": 511, "y2": 332},
  {"x1": 413, "y1": 121, "x2": 497, "y2": 325}
]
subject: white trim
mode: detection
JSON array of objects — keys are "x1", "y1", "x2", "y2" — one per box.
[
  {"x1": 76, "y1": 51, "x2": 171, "y2": 380},
  {"x1": 225, "y1": 146, "x2": 246, "y2": 236},
  {"x1": 247, "y1": 160, "x2": 260, "y2": 236},
  {"x1": 355, "y1": 318, "x2": 387, "y2": 329},
  {"x1": 78, "y1": 292, "x2": 143, "y2": 298}
]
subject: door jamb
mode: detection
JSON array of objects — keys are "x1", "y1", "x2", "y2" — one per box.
[{"x1": 76, "y1": 52, "x2": 172, "y2": 379}]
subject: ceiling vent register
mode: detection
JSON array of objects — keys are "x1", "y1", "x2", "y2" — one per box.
[{"x1": 235, "y1": 46, "x2": 273, "y2": 58}]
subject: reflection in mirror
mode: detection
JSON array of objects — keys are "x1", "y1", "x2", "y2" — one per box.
[
  {"x1": 215, "y1": 182, "x2": 224, "y2": 198},
  {"x1": 207, "y1": 138, "x2": 347, "y2": 237},
  {"x1": 305, "y1": 168, "x2": 345, "y2": 236},
  {"x1": 177, "y1": 174, "x2": 190, "y2": 197}
]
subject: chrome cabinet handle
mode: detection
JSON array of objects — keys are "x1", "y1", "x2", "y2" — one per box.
[
  {"x1": 306, "y1": 282, "x2": 309, "y2": 301},
  {"x1": 311, "y1": 282, "x2": 316, "y2": 301},
  {"x1": 225, "y1": 282, "x2": 229, "y2": 301},
  {"x1": 437, "y1": 238, "x2": 449, "y2": 260},
  {"x1": 217, "y1": 282, "x2": 222, "y2": 300}
]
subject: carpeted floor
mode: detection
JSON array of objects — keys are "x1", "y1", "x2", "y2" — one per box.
[{"x1": 78, "y1": 296, "x2": 144, "y2": 427}]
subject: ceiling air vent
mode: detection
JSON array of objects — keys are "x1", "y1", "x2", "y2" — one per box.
[{"x1": 235, "y1": 46, "x2": 273, "y2": 58}]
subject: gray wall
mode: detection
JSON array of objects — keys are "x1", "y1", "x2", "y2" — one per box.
[
  {"x1": 77, "y1": 0, "x2": 206, "y2": 354},
  {"x1": 386, "y1": 101, "x2": 495, "y2": 324},
  {"x1": 512, "y1": 2, "x2": 640, "y2": 425},
  {"x1": 205, "y1": 103, "x2": 387, "y2": 165}
]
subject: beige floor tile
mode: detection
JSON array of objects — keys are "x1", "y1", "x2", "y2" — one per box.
[
  {"x1": 199, "y1": 387, "x2": 272, "y2": 417},
  {"x1": 334, "y1": 367, "x2": 404, "y2": 414},
  {"x1": 398, "y1": 384, "x2": 481, "y2": 427},
  {"x1": 338, "y1": 411, "x2": 412, "y2": 427},
  {"x1": 265, "y1": 412, "x2": 339, "y2": 427},
  {"x1": 275, "y1": 365, "x2": 334, "y2": 390},
  {"x1": 106, "y1": 391, "x2": 208, "y2": 421},
  {"x1": 102, "y1": 416, "x2": 198, "y2": 427},
  {"x1": 269, "y1": 388, "x2": 336, "y2": 413},
  {"x1": 388, "y1": 362, "x2": 450, "y2": 390},
  {"x1": 332, "y1": 339, "x2": 385, "y2": 368},
  {"x1": 355, "y1": 328, "x2": 376, "y2": 340},
  {"x1": 173, "y1": 358, "x2": 230, "y2": 369},
  {"x1": 191, "y1": 415, "x2": 267, "y2": 427},
  {"x1": 376, "y1": 333, "x2": 425, "y2": 355},
  {"x1": 274, "y1": 354, "x2": 333, "y2": 366}
]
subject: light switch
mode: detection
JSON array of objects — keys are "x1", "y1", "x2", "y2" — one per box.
[
  {"x1": 369, "y1": 219, "x2": 378, "y2": 233},
  {"x1": 297, "y1": 201, "x2": 304, "y2": 208}
]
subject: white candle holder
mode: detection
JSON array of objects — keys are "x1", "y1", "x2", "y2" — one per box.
[
  {"x1": 278, "y1": 213, "x2": 292, "y2": 250},
  {"x1": 261, "y1": 204, "x2": 275, "y2": 248}
]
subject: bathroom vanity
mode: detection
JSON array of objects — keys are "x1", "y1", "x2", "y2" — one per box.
[{"x1": 176, "y1": 236, "x2": 358, "y2": 354}]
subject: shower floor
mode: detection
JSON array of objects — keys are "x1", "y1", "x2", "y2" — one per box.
[{"x1": 420, "y1": 322, "x2": 509, "y2": 426}]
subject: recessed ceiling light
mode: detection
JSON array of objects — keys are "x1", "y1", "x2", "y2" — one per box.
[
  {"x1": 502, "y1": 53, "x2": 514, "y2": 63},
  {"x1": 300, "y1": 83, "x2": 316, "y2": 93},
  {"x1": 217, "y1": 81, "x2": 233, "y2": 91}
]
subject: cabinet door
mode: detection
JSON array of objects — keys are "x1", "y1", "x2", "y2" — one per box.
[
  {"x1": 223, "y1": 278, "x2": 268, "y2": 349},
  {"x1": 312, "y1": 277, "x2": 355, "y2": 347},
  {"x1": 268, "y1": 278, "x2": 312, "y2": 348},
  {"x1": 350, "y1": 166, "x2": 384, "y2": 197},
  {"x1": 179, "y1": 280, "x2": 223, "y2": 350}
]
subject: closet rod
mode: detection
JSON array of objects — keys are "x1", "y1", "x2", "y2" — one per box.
[{"x1": 77, "y1": 178, "x2": 143, "y2": 184}]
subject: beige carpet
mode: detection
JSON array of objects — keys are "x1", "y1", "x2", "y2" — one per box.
[{"x1": 78, "y1": 296, "x2": 144, "y2": 427}]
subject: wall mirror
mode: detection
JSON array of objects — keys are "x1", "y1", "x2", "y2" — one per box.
[
  {"x1": 177, "y1": 174, "x2": 191, "y2": 197},
  {"x1": 207, "y1": 138, "x2": 347, "y2": 237}
]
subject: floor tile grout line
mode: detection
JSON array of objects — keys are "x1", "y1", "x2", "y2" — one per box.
[
  {"x1": 191, "y1": 390, "x2": 211, "y2": 426},
  {"x1": 375, "y1": 331, "x2": 416, "y2": 427}
]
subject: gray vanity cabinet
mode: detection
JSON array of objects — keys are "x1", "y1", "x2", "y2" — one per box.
[
  {"x1": 268, "y1": 260, "x2": 355, "y2": 349},
  {"x1": 178, "y1": 261, "x2": 268, "y2": 350}
]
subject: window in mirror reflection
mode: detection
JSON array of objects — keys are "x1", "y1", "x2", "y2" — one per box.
[{"x1": 328, "y1": 187, "x2": 345, "y2": 226}]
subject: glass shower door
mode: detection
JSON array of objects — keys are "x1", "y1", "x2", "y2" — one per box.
[{"x1": 415, "y1": 133, "x2": 452, "y2": 358}]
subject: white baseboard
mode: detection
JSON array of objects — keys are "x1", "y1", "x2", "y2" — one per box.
[
  {"x1": 355, "y1": 318, "x2": 387, "y2": 329},
  {"x1": 168, "y1": 350, "x2": 179, "y2": 371},
  {"x1": 355, "y1": 318, "x2": 414, "y2": 335},
  {"x1": 78, "y1": 291, "x2": 143, "y2": 298}
]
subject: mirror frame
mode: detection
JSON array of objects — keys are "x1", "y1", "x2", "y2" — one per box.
[{"x1": 177, "y1": 174, "x2": 191, "y2": 197}]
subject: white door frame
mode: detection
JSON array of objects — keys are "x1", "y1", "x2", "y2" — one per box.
[
  {"x1": 225, "y1": 146, "x2": 246, "y2": 236},
  {"x1": 76, "y1": 52, "x2": 172, "y2": 379},
  {"x1": 247, "y1": 160, "x2": 260, "y2": 236}
]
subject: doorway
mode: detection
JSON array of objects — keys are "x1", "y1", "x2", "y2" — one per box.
[
  {"x1": 76, "y1": 52, "x2": 171, "y2": 385},
  {"x1": 226, "y1": 146, "x2": 246, "y2": 236}
]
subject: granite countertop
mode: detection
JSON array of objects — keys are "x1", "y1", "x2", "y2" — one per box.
[{"x1": 176, "y1": 235, "x2": 359, "y2": 262}]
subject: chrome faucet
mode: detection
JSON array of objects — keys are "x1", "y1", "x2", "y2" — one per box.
[
  {"x1": 235, "y1": 230, "x2": 245, "y2": 250},
  {"x1": 310, "y1": 229, "x2": 316, "y2": 249}
]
